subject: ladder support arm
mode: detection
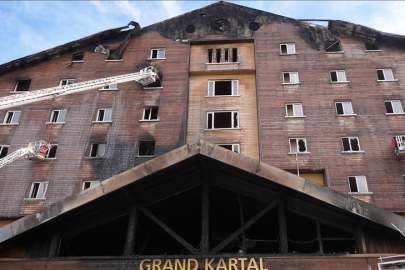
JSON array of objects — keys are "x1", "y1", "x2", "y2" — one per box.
[{"x1": 0, "y1": 148, "x2": 32, "y2": 169}]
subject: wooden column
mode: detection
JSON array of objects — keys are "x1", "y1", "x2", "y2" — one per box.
[
  {"x1": 316, "y1": 221, "x2": 324, "y2": 254},
  {"x1": 48, "y1": 231, "x2": 60, "y2": 257},
  {"x1": 278, "y1": 199, "x2": 288, "y2": 254},
  {"x1": 124, "y1": 204, "x2": 138, "y2": 255},
  {"x1": 355, "y1": 221, "x2": 366, "y2": 254}
]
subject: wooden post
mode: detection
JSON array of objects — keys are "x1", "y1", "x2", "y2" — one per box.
[
  {"x1": 201, "y1": 167, "x2": 210, "y2": 254},
  {"x1": 316, "y1": 221, "x2": 324, "y2": 254},
  {"x1": 48, "y1": 231, "x2": 60, "y2": 257},
  {"x1": 355, "y1": 221, "x2": 366, "y2": 254},
  {"x1": 278, "y1": 199, "x2": 288, "y2": 254},
  {"x1": 124, "y1": 204, "x2": 138, "y2": 255}
]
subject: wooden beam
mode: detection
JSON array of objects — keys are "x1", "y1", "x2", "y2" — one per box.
[
  {"x1": 48, "y1": 232, "x2": 60, "y2": 257},
  {"x1": 355, "y1": 221, "x2": 367, "y2": 254},
  {"x1": 239, "y1": 194, "x2": 247, "y2": 254},
  {"x1": 124, "y1": 204, "x2": 138, "y2": 255},
  {"x1": 278, "y1": 199, "x2": 288, "y2": 254},
  {"x1": 209, "y1": 201, "x2": 277, "y2": 254},
  {"x1": 200, "y1": 156, "x2": 210, "y2": 254},
  {"x1": 316, "y1": 221, "x2": 324, "y2": 254}
]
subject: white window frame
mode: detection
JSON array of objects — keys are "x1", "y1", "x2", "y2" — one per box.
[
  {"x1": 82, "y1": 181, "x2": 99, "y2": 190},
  {"x1": 0, "y1": 145, "x2": 10, "y2": 158},
  {"x1": 45, "y1": 144, "x2": 58, "y2": 159},
  {"x1": 280, "y1": 43, "x2": 296, "y2": 55},
  {"x1": 59, "y1": 79, "x2": 75, "y2": 86},
  {"x1": 377, "y1": 69, "x2": 396, "y2": 81},
  {"x1": 89, "y1": 143, "x2": 106, "y2": 158},
  {"x1": 282, "y1": 72, "x2": 300, "y2": 84},
  {"x1": 218, "y1": 144, "x2": 240, "y2": 153},
  {"x1": 207, "y1": 80, "x2": 239, "y2": 97},
  {"x1": 100, "y1": 84, "x2": 118, "y2": 90},
  {"x1": 206, "y1": 111, "x2": 239, "y2": 130},
  {"x1": 330, "y1": 70, "x2": 349, "y2": 83},
  {"x1": 348, "y1": 176, "x2": 369, "y2": 194},
  {"x1": 341, "y1": 137, "x2": 363, "y2": 153},
  {"x1": 142, "y1": 107, "x2": 159, "y2": 121},
  {"x1": 27, "y1": 182, "x2": 48, "y2": 200},
  {"x1": 335, "y1": 102, "x2": 355, "y2": 116},
  {"x1": 289, "y1": 138, "x2": 309, "y2": 154},
  {"x1": 150, "y1": 48, "x2": 166, "y2": 59},
  {"x1": 95, "y1": 109, "x2": 113, "y2": 122},
  {"x1": 3, "y1": 111, "x2": 21, "y2": 124},
  {"x1": 385, "y1": 100, "x2": 404, "y2": 115},
  {"x1": 49, "y1": 110, "x2": 67, "y2": 124},
  {"x1": 285, "y1": 103, "x2": 304, "y2": 117}
]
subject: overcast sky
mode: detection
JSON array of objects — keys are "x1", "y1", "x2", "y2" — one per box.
[{"x1": 0, "y1": 1, "x2": 404, "y2": 65}]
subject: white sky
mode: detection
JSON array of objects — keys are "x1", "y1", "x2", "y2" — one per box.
[{"x1": 0, "y1": 1, "x2": 404, "y2": 65}]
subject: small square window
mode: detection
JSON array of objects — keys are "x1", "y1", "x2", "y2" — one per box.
[
  {"x1": 96, "y1": 109, "x2": 112, "y2": 122},
  {"x1": 280, "y1": 43, "x2": 296, "y2": 54},
  {"x1": 14, "y1": 80, "x2": 31, "y2": 92},
  {"x1": 143, "y1": 107, "x2": 159, "y2": 120},
  {"x1": 325, "y1": 40, "x2": 341, "y2": 52},
  {"x1": 89, "y1": 143, "x2": 106, "y2": 158},
  {"x1": 82, "y1": 181, "x2": 99, "y2": 190},
  {"x1": 365, "y1": 42, "x2": 379, "y2": 50},
  {"x1": 0, "y1": 145, "x2": 9, "y2": 158},
  {"x1": 330, "y1": 70, "x2": 348, "y2": 82},
  {"x1": 335, "y1": 102, "x2": 354, "y2": 115},
  {"x1": 60, "y1": 79, "x2": 75, "y2": 86},
  {"x1": 3, "y1": 111, "x2": 21, "y2": 124},
  {"x1": 208, "y1": 80, "x2": 238, "y2": 96},
  {"x1": 28, "y1": 182, "x2": 48, "y2": 199},
  {"x1": 286, "y1": 103, "x2": 304, "y2": 117},
  {"x1": 282, "y1": 72, "x2": 299, "y2": 84},
  {"x1": 150, "y1": 48, "x2": 165, "y2": 59},
  {"x1": 207, "y1": 111, "x2": 239, "y2": 129},
  {"x1": 101, "y1": 84, "x2": 118, "y2": 90},
  {"x1": 289, "y1": 138, "x2": 308, "y2": 153},
  {"x1": 138, "y1": 141, "x2": 155, "y2": 156},
  {"x1": 218, "y1": 144, "x2": 240, "y2": 153},
  {"x1": 342, "y1": 137, "x2": 361, "y2": 152},
  {"x1": 50, "y1": 110, "x2": 66, "y2": 123},
  {"x1": 71, "y1": 53, "x2": 84, "y2": 62},
  {"x1": 385, "y1": 100, "x2": 403, "y2": 114},
  {"x1": 348, "y1": 176, "x2": 368, "y2": 193},
  {"x1": 377, "y1": 69, "x2": 395, "y2": 81},
  {"x1": 45, "y1": 145, "x2": 57, "y2": 159}
]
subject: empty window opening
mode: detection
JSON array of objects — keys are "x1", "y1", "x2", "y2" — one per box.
[
  {"x1": 143, "y1": 107, "x2": 159, "y2": 120},
  {"x1": 216, "y1": 49, "x2": 221, "y2": 63},
  {"x1": 208, "y1": 80, "x2": 238, "y2": 96},
  {"x1": 290, "y1": 138, "x2": 307, "y2": 153},
  {"x1": 335, "y1": 102, "x2": 354, "y2": 115},
  {"x1": 330, "y1": 71, "x2": 347, "y2": 82},
  {"x1": 72, "y1": 53, "x2": 84, "y2": 62},
  {"x1": 138, "y1": 141, "x2": 155, "y2": 156},
  {"x1": 208, "y1": 49, "x2": 213, "y2": 63},
  {"x1": 342, "y1": 137, "x2": 360, "y2": 152},
  {"x1": 377, "y1": 69, "x2": 394, "y2": 81},
  {"x1": 150, "y1": 48, "x2": 165, "y2": 59},
  {"x1": 224, "y1": 49, "x2": 229, "y2": 62},
  {"x1": 89, "y1": 143, "x2": 106, "y2": 158},
  {"x1": 232, "y1": 48, "x2": 237, "y2": 62},
  {"x1": 45, "y1": 145, "x2": 57, "y2": 159},
  {"x1": 283, "y1": 72, "x2": 299, "y2": 84},
  {"x1": 14, "y1": 80, "x2": 31, "y2": 92},
  {"x1": 280, "y1": 44, "x2": 296, "y2": 54},
  {"x1": 385, "y1": 100, "x2": 403, "y2": 114},
  {"x1": 286, "y1": 103, "x2": 303, "y2": 117},
  {"x1": 82, "y1": 181, "x2": 98, "y2": 190},
  {"x1": 96, "y1": 109, "x2": 112, "y2": 122},
  {"x1": 101, "y1": 84, "x2": 118, "y2": 90},
  {"x1": 365, "y1": 42, "x2": 379, "y2": 50},
  {"x1": 207, "y1": 111, "x2": 238, "y2": 129},
  {"x1": 50, "y1": 110, "x2": 66, "y2": 123},
  {"x1": 29, "y1": 182, "x2": 48, "y2": 199},
  {"x1": 348, "y1": 176, "x2": 368, "y2": 193},
  {"x1": 325, "y1": 40, "x2": 341, "y2": 52},
  {"x1": 218, "y1": 144, "x2": 240, "y2": 153},
  {"x1": 3, "y1": 111, "x2": 21, "y2": 124},
  {"x1": 60, "y1": 79, "x2": 75, "y2": 86},
  {"x1": 0, "y1": 146, "x2": 9, "y2": 158},
  {"x1": 147, "y1": 72, "x2": 163, "y2": 88}
]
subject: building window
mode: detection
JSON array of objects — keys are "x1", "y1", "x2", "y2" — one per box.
[
  {"x1": 385, "y1": 100, "x2": 403, "y2": 114},
  {"x1": 50, "y1": 110, "x2": 67, "y2": 123},
  {"x1": 280, "y1": 43, "x2": 296, "y2": 54},
  {"x1": 207, "y1": 48, "x2": 237, "y2": 63},
  {"x1": 146, "y1": 72, "x2": 163, "y2": 88},
  {"x1": 101, "y1": 84, "x2": 118, "y2": 90},
  {"x1": 232, "y1": 48, "x2": 237, "y2": 62},
  {"x1": 365, "y1": 42, "x2": 379, "y2": 51},
  {"x1": 342, "y1": 137, "x2": 361, "y2": 152},
  {"x1": 0, "y1": 145, "x2": 9, "y2": 158},
  {"x1": 282, "y1": 72, "x2": 299, "y2": 84},
  {"x1": 348, "y1": 176, "x2": 368, "y2": 193},
  {"x1": 60, "y1": 79, "x2": 75, "y2": 86},
  {"x1": 14, "y1": 80, "x2": 31, "y2": 92},
  {"x1": 330, "y1": 70, "x2": 348, "y2": 82},
  {"x1": 142, "y1": 107, "x2": 159, "y2": 120},
  {"x1": 28, "y1": 182, "x2": 48, "y2": 199},
  {"x1": 335, "y1": 102, "x2": 354, "y2": 115},
  {"x1": 71, "y1": 53, "x2": 84, "y2": 62},
  {"x1": 325, "y1": 40, "x2": 341, "y2": 52},
  {"x1": 286, "y1": 103, "x2": 304, "y2": 117},
  {"x1": 208, "y1": 80, "x2": 238, "y2": 96},
  {"x1": 45, "y1": 145, "x2": 57, "y2": 159},
  {"x1": 218, "y1": 144, "x2": 240, "y2": 153},
  {"x1": 3, "y1": 111, "x2": 21, "y2": 124},
  {"x1": 289, "y1": 138, "x2": 308, "y2": 153},
  {"x1": 89, "y1": 143, "x2": 106, "y2": 158},
  {"x1": 207, "y1": 111, "x2": 239, "y2": 129},
  {"x1": 377, "y1": 69, "x2": 395, "y2": 81},
  {"x1": 82, "y1": 181, "x2": 98, "y2": 190},
  {"x1": 138, "y1": 141, "x2": 155, "y2": 156},
  {"x1": 96, "y1": 109, "x2": 112, "y2": 122},
  {"x1": 150, "y1": 48, "x2": 165, "y2": 59}
]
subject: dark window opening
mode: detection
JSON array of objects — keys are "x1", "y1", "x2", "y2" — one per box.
[
  {"x1": 280, "y1": 44, "x2": 287, "y2": 54},
  {"x1": 30, "y1": 183, "x2": 40, "y2": 198},
  {"x1": 147, "y1": 73, "x2": 163, "y2": 88},
  {"x1": 0, "y1": 146, "x2": 8, "y2": 158},
  {"x1": 151, "y1": 50, "x2": 158, "y2": 58},
  {"x1": 14, "y1": 80, "x2": 31, "y2": 92},
  {"x1": 89, "y1": 143, "x2": 106, "y2": 158},
  {"x1": 139, "y1": 141, "x2": 155, "y2": 156},
  {"x1": 330, "y1": 72, "x2": 338, "y2": 82},
  {"x1": 336, "y1": 103, "x2": 344, "y2": 115},
  {"x1": 342, "y1": 138, "x2": 351, "y2": 151},
  {"x1": 215, "y1": 112, "x2": 232, "y2": 128},
  {"x1": 220, "y1": 145, "x2": 232, "y2": 151},
  {"x1": 208, "y1": 49, "x2": 213, "y2": 63},
  {"x1": 298, "y1": 139, "x2": 306, "y2": 152},
  {"x1": 97, "y1": 110, "x2": 105, "y2": 121},
  {"x1": 46, "y1": 145, "x2": 57, "y2": 158},
  {"x1": 325, "y1": 40, "x2": 341, "y2": 52},
  {"x1": 207, "y1": 114, "x2": 212, "y2": 129},
  {"x1": 348, "y1": 177, "x2": 358, "y2": 192},
  {"x1": 224, "y1": 49, "x2": 229, "y2": 62},
  {"x1": 216, "y1": 49, "x2": 221, "y2": 63},
  {"x1": 83, "y1": 182, "x2": 91, "y2": 190},
  {"x1": 365, "y1": 42, "x2": 379, "y2": 50},
  {"x1": 185, "y1": 24, "x2": 196, "y2": 33},
  {"x1": 143, "y1": 107, "x2": 159, "y2": 120},
  {"x1": 51, "y1": 111, "x2": 59, "y2": 122},
  {"x1": 342, "y1": 138, "x2": 360, "y2": 152},
  {"x1": 232, "y1": 48, "x2": 237, "y2": 62},
  {"x1": 377, "y1": 70, "x2": 385, "y2": 80},
  {"x1": 385, "y1": 101, "x2": 394, "y2": 114},
  {"x1": 90, "y1": 144, "x2": 98, "y2": 157},
  {"x1": 72, "y1": 53, "x2": 84, "y2": 61},
  {"x1": 215, "y1": 81, "x2": 232, "y2": 95},
  {"x1": 5, "y1": 113, "x2": 13, "y2": 123}
]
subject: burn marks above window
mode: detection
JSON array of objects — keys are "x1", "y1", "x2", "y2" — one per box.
[
  {"x1": 186, "y1": 24, "x2": 196, "y2": 33},
  {"x1": 249, "y1": 22, "x2": 260, "y2": 31},
  {"x1": 14, "y1": 80, "x2": 31, "y2": 92},
  {"x1": 214, "y1": 19, "x2": 230, "y2": 32}
]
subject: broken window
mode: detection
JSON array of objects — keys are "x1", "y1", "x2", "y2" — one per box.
[
  {"x1": 101, "y1": 84, "x2": 118, "y2": 90},
  {"x1": 348, "y1": 176, "x2": 368, "y2": 193},
  {"x1": 150, "y1": 48, "x2": 165, "y2": 59},
  {"x1": 280, "y1": 43, "x2": 296, "y2": 54},
  {"x1": 82, "y1": 181, "x2": 98, "y2": 190},
  {"x1": 89, "y1": 143, "x2": 106, "y2": 158},
  {"x1": 232, "y1": 48, "x2": 237, "y2": 62},
  {"x1": 207, "y1": 111, "x2": 239, "y2": 129},
  {"x1": 208, "y1": 49, "x2": 213, "y2": 63},
  {"x1": 96, "y1": 109, "x2": 112, "y2": 122},
  {"x1": 342, "y1": 137, "x2": 361, "y2": 152},
  {"x1": 71, "y1": 53, "x2": 84, "y2": 62},
  {"x1": 14, "y1": 80, "x2": 31, "y2": 92},
  {"x1": 146, "y1": 72, "x2": 163, "y2": 88},
  {"x1": 143, "y1": 107, "x2": 159, "y2": 120},
  {"x1": 60, "y1": 79, "x2": 75, "y2": 86},
  {"x1": 289, "y1": 138, "x2": 308, "y2": 153},
  {"x1": 3, "y1": 111, "x2": 21, "y2": 124},
  {"x1": 286, "y1": 103, "x2": 304, "y2": 117},
  {"x1": 325, "y1": 40, "x2": 341, "y2": 52},
  {"x1": 335, "y1": 102, "x2": 354, "y2": 115},
  {"x1": 365, "y1": 42, "x2": 379, "y2": 50},
  {"x1": 330, "y1": 70, "x2": 348, "y2": 82},
  {"x1": 218, "y1": 144, "x2": 240, "y2": 153},
  {"x1": 208, "y1": 80, "x2": 238, "y2": 96},
  {"x1": 50, "y1": 110, "x2": 67, "y2": 123},
  {"x1": 28, "y1": 182, "x2": 48, "y2": 199},
  {"x1": 0, "y1": 145, "x2": 9, "y2": 159},
  {"x1": 282, "y1": 72, "x2": 299, "y2": 84},
  {"x1": 45, "y1": 144, "x2": 58, "y2": 159},
  {"x1": 377, "y1": 69, "x2": 395, "y2": 81},
  {"x1": 138, "y1": 141, "x2": 155, "y2": 156}
]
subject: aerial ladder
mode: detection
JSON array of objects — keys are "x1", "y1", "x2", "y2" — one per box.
[
  {"x1": 392, "y1": 136, "x2": 405, "y2": 155},
  {"x1": 0, "y1": 66, "x2": 158, "y2": 169}
]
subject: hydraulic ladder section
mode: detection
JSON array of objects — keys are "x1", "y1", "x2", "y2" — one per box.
[{"x1": 0, "y1": 140, "x2": 52, "y2": 169}]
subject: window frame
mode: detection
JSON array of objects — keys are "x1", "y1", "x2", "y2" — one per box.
[
  {"x1": 44, "y1": 144, "x2": 58, "y2": 159},
  {"x1": 142, "y1": 107, "x2": 159, "y2": 121},
  {"x1": 206, "y1": 111, "x2": 239, "y2": 130},
  {"x1": 335, "y1": 102, "x2": 355, "y2": 116},
  {"x1": 0, "y1": 145, "x2": 10, "y2": 159},
  {"x1": 289, "y1": 138, "x2": 309, "y2": 154},
  {"x1": 27, "y1": 182, "x2": 48, "y2": 200},
  {"x1": 3, "y1": 111, "x2": 21, "y2": 124},
  {"x1": 385, "y1": 100, "x2": 404, "y2": 115},
  {"x1": 71, "y1": 53, "x2": 84, "y2": 62},
  {"x1": 330, "y1": 70, "x2": 349, "y2": 83},
  {"x1": 377, "y1": 69, "x2": 396, "y2": 82},
  {"x1": 82, "y1": 181, "x2": 99, "y2": 190},
  {"x1": 280, "y1": 43, "x2": 296, "y2": 55},
  {"x1": 88, "y1": 143, "x2": 107, "y2": 158},
  {"x1": 282, "y1": 72, "x2": 300, "y2": 84},
  {"x1": 49, "y1": 110, "x2": 67, "y2": 124},
  {"x1": 341, "y1": 137, "x2": 363, "y2": 153},
  {"x1": 285, "y1": 103, "x2": 305, "y2": 117},
  {"x1": 59, "y1": 79, "x2": 75, "y2": 87},
  {"x1": 95, "y1": 109, "x2": 113, "y2": 122},
  {"x1": 348, "y1": 176, "x2": 369, "y2": 194},
  {"x1": 150, "y1": 48, "x2": 166, "y2": 59},
  {"x1": 218, "y1": 144, "x2": 240, "y2": 153},
  {"x1": 207, "y1": 80, "x2": 239, "y2": 97},
  {"x1": 13, "y1": 80, "x2": 31, "y2": 92}
]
